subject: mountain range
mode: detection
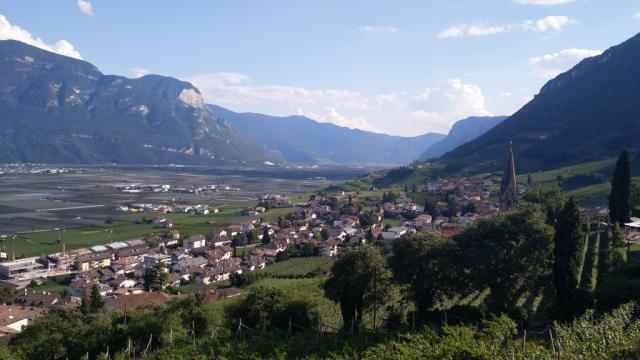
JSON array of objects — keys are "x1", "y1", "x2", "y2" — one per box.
[
  {"x1": 440, "y1": 33, "x2": 640, "y2": 175},
  {"x1": 0, "y1": 40, "x2": 277, "y2": 166},
  {"x1": 5, "y1": 30, "x2": 640, "y2": 173},
  {"x1": 420, "y1": 116, "x2": 507, "y2": 161},
  {"x1": 210, "y1": 105, "x2": 446, "y2": 165}
]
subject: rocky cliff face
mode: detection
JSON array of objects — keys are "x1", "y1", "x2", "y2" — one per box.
[{"x1": 0, "y1": 40, "x2": 277, "y2": 165}]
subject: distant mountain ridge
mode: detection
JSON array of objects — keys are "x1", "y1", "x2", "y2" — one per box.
[
  {"x1": 210, "y1": 105, "x2": 446, "y2": 165},
  {"x1": 440, "y1": 32, "x2": 640, "y2": 174},
  {"x1": 420, "y1": 116, "x2": 507, "y2": 160},
  {"x1": 0, "y1": 40, "x2": 276, "y2": 165}
]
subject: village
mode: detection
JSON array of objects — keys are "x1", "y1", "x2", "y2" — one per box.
[
  {"x1": 0, "y1": 165, "x2": 638, "y2": 339},
  {"x1": 0, "y1": 163, "x2": 71, "y2": 176}
]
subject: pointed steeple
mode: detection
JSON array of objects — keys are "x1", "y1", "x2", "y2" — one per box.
[{"x1": 500, "y1": 142, "x2": 518, "y2": 211}]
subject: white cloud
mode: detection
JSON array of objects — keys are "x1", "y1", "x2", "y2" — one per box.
[
  {"x1": 467, "y1": 24, "x2": 507, "y2": 36},
  {"x1": 184, "y1": 72, "x2": 369, "y2": 110},
  {"x1": 634, "y1": 12, "x2": 640, "y2": 20},
  {"x1": 374, "y1": 92, "x2": 407, "y2": 107},
  {"x1": 358, "y1": 26, "x2": 399, "y2": 33},
  {"x1": 438, "y1": 15, "x2": 576, "y2": 38},
  {"x1": 77, "y1": 0, "x2": 93, "y2": 15},
  {"x1": 521, "y1": 16, "x2": 575, "y2": 32},
  {"x1": 528, "y1": 48, "x2": 602, "y2": 79},
  {"x1": 299, "y1": 107, "x2": 379, "y2": 132},
  {"x1": 0, "y1": 15, "x2": 82, "y2": 59},
  {"x1": 513, "y1": 0, "x2": 574, "y2": 5},
  {"x1": 500, "y1": 92, "x2": 513, "y2": 97},
  {"x1": 132, "y1": 68, "x2": 151, "y2": 78},
  {"x1": 183, "y1": 72, "x2": 495, "y2": 136},
  {"x1": 411, "y1": 79, "x2": 491, "y2": 133},
  {"x1": 438, "y1": 25, "x2": 467, "y2": 39}
]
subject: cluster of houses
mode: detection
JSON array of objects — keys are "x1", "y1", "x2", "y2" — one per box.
[
  {"x1": 116, "y1": 183, "x2": 240, "y2": 194},
  {"x1": 0, "y1": 163, "x2": 70, "y2": 176},
  {"x1": 0, "y1": 231, "x2": 253, "y2": 336},
  {"x1": 116, "y1": 203, "x2": 220, "y2": 216},
  {"x1": 258, "y1": 194, "x2": 290, "y2": 208}
]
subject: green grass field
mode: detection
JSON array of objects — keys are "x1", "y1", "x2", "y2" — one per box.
[
  {"x1": 7, "y1": 200, "x2": 260, "y2": 258},
  {"x1": 517, "y1": 159, "x2": 615, "y2": 185},
  {"x1": 407, "y1": 191, "x2": 442, "y2": 207},
  {"x1": 10, "y1": 223, "x2": 160, "y2": 258},
  {"x1": 261, "y1": 257, "x2": 334, "y2": 277},
  {"x1": 249, "y1": 276, "x2": 342, "y2": 329}
]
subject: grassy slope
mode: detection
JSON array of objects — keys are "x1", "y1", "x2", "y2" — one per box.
[
  {"x1": 373, "y1": 158, "x2": 636, "y2": 207},
  {"x1": 516, "y1": 159, "x2": 615, "y2": 184}
]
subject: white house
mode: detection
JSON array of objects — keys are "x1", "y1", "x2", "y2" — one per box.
[
  {"x1": 183, "y1": 234, "x2": 206, "y2": 250},
  {"x1": 387, "y1": 227, "x2": 408, "y2": 237},
  {"x1": 0, "y1": 305, "x2": 44, "y2": 333},
  {"x1": 319, "y1": 240, "x2": 339, "y2": 257}
]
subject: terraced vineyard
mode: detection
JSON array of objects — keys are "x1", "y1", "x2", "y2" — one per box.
[{"x1": 579, "y1": 232, "x2": 600, "y2": 293}]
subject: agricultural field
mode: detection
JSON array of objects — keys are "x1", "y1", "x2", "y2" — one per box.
[
  {"x1": 0, "y1": 165, "x2": 365, "y2": 258},
  {"x1": 260, "y1": 257, "x2": 334, "y2": 278},
  {"x1": 7, "y1": 223, "x2": 160, "y2": 258}
]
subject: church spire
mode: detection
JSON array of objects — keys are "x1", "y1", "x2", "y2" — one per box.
[{"x1": 500, "y1": 142, "x2": 518, "y2": 211}]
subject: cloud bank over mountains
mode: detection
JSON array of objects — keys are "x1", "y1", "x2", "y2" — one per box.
[{"x1": 0, "y1": 15, "x2": 82, "y2": 59}]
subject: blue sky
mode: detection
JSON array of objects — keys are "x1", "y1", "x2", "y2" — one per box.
[{"x1": 1, "y1": 0, "x2": 640, "y2": 136}]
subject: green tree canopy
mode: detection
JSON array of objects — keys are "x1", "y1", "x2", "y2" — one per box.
[
  {"x1": 523, "y1": 185, "x2": 565, "y2": 225},
  {"x1": 389, "y1": 234, "x2": 467, "y2": 320},
  {"x1": 323, "y1": 246, "x2": 390, "y2": 330},
  {"x1": 455, "y1": 207, "x2": 555, "y2": 316},
  {"x1": 144, "y1": 263, "x2": 169, "y2": 292},
  {"x1": 228, "y1": 286, "x2": 319, "y2": 331}
]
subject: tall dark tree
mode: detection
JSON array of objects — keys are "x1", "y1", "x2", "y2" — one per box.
[
  {"x1": 80, "y1": 292, "x2": 91, "y2": 315},
  {"x1": 323, "y1": 246, "x2": 389, "y2": 331},
  {"x1": 446, "y1": 197, "x2": 458, "y2": 217},
  {"x1": 609, "y1": 150, "x2": 632, "y2": 225},
  {"x1": 246, "y1": 230, "x2": 257, "y2": 244},
  {"x1": 527, "y1": 173, "x2": 533, "y2": 186},
  {"x1": 144, "y1": 263, "x2": 169, "y2": 292},
  {"x1": 553, "y1": 196, "x2": 584, "y2": 320},
  {"x1": 631, "y1": 182, "x2": 640, "y2": 210},
  {"x1": 424, "y1": 198, "x2": 438, "y2": 218},
  {"x1": 462, "y1": 201, "x2": 477, "y2": 215},
  {"x1": 365, "y1": 227, "x2": 374, "y2": 243},
  {"x1": 262, "y1": 227, "x2": 271, "y2": 245},
  {"x1": 89, "y1": 284, "x2": 104, "y2": 312}
]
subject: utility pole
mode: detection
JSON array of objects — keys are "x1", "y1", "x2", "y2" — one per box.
[
  {"x1": 105, "y1": 228, "x2": 112, "y2": 244},
  {"x1": 59, "y1": 229, "x2": 66, "y2": 253},
  {"x1": 11, "y1": 235, "x2": 15, "y2": 261}
]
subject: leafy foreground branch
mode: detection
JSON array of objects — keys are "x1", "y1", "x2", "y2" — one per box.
[
  {"x1": 362, "y1": 303, "x2": 640, "y2": 360},
  {"x1": 4, "y1": 299, "x2": 640, "y2": 359}
]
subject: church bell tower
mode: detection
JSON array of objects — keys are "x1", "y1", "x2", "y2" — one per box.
[{"x1": 500, "y1": 142, "x2": 518, "y2": 211}]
